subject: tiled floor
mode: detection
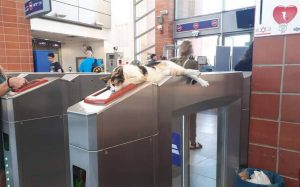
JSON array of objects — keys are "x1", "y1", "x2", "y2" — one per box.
[{"x1": 190, "y1": 109, "x2": 217, "y2": 187}]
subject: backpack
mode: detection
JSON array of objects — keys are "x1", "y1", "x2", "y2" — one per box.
[{"x1": 91, "y1": 59, "x2": 103, "y2": 73}]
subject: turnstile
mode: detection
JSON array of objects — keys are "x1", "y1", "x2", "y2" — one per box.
[
  {"x1": 1, "y1": 73, "x2": 109, "y2": 187},
  {"x1": 68, "y1": 83, "x2": 158, "y2": 187},
  {"x1": 1, "y1": 78, "x2": 65, "y2": 187},
  {"x1": 68, "y1": 72, "x2": 246, "y2": 187}
]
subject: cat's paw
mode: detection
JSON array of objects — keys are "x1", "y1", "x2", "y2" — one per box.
[{"x1": 200, "y1": 80, "x2": 209, "y2": 87}]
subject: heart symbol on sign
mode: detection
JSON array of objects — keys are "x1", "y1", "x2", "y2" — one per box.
[{"x1": 273, "y1": 5, "x2": 297, "y2": 24}]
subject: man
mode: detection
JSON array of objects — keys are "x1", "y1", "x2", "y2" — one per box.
[
  {"x1": 48, "y1": 53, "x2": 64, "y2": 72},
  {"x1": 146, "y1": 54, "x2": 158, "y2": 67},
  {"x1": 79, "y1": 46, "x2": 103, "y2": 72}
]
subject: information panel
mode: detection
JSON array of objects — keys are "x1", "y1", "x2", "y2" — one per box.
[
  {"x1": 255, "y1": 0, "x2": 300, "y2": 37},
  {"x1": 24, "y1": 0, "x2": 51, "y2": 19}
]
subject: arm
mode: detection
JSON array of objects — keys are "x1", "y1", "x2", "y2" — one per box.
[
  {"x1": 0, "y1": 81, "x2": 9, "y2": 96},
  {"x1": 79, "y1": 62, "x2": 84, "y2": 72},
  {"x1": 57, "y1": 63, "x2": 64, "y2": 73},
  {"x1": 97, "y1": 59, "x2": 104, "y2": 69},
  {"x1": 0, "y1": 77, "x2": 27, "y2": 96}
]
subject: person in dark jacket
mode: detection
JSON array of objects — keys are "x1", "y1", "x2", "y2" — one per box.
[
  {"x1": 146, "y1": 54, "x2": 158, "y2": 67},
  {"x1": 234, "y1": 42, "x2": 253, "y2": 71}
]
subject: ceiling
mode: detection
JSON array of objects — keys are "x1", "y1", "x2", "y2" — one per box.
[{"x1": 31, "y1": 30, "x2": 102, "y2": 43}]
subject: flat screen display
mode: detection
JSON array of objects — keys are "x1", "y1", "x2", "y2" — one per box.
[
  {"x1": 236, "y1": 8, "x2": 255, "y2": 29},
  {"x1": 72, "y1": 165, "x2": 86, "y2": 187},
  {"x1": 3, "y1": 133, "x2": 9, "y2": 151},
  {"x1": 24, "y1": 0, "x2": 52, "y2": 19},
  {"x1": 197, "y1": 56, "x2": 208, "y2": 65}
]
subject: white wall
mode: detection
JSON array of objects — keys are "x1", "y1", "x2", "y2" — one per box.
[
  {"x1": 30, "y1": 0, "x2": 135, "y2": 68},
  {"x1": 105, "y1": 0, "x2": 134, "y2": 63},
  {"x1": 61, "y1": 41, "x2": 104, "y2": 72}
]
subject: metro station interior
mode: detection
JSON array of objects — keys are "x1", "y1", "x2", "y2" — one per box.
[{"x1": 0, "y1": 0, "x2": 300, "y2": 187}]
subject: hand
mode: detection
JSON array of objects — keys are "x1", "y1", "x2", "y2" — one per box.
[{"x1": 8, "y1": 77, "x2": 28, "y2": 89}]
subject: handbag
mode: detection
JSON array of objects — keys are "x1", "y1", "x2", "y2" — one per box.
[{"x1": 91, "y1": 59, "x2": 103, "y2": 73}]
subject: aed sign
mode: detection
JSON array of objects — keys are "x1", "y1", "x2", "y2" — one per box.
[{"x1": 255, "y1": 0, "x2": 300, "y2": 37}]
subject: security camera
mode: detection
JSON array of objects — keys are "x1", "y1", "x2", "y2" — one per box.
[
  {"x1": 160, "y1": 10, "x2": 168, "y2": 15},
  {"x1": 95, "y1": 21, "x2": 104, "y2": 27}
]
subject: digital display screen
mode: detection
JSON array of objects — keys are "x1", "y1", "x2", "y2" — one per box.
[
  {"x1": 109, "y1": 55, "x2": 115, "y2": 60},
  {"x1": 24, "y1": 0, "x2": 52, "y2": 19},
  {"x1": 73, "y1": 165, "x2": 86, "y2": 187},
  {"x1": 3, "y1": 133, "x2": 9, "y2": 151}
]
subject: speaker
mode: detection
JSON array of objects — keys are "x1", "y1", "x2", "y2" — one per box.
[{"x1": 236, "y1": 8, "x2": 255, "y2": 29}]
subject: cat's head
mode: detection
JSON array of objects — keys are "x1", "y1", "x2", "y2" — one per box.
[{"x1": 108, "y1": 66, "x2": 126, "y2": 91}]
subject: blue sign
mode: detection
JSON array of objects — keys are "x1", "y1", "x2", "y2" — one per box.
[
  {"x1": 172, "y1": 133, "x2": 181, "y2": 167},
  {"x1": 176, "y1": 19, "x2": 219, "y2": 33},
  {"x1": 24, "y1": 0, "x2": 51, "y2": 19}
]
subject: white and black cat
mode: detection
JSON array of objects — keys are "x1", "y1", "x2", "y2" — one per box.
[{"x1": 109, "y1": 60, "x2": 209, "y2": 91}]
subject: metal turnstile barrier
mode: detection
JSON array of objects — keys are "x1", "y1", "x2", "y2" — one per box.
[
  {"x1": 68, "y1": 83, "x2": 158, "y2": 187},
  {"x1": 1, "y1": 73, "x2": 109, "y2": 187},
  {"x1": 68, "y1": 72, "x2": 247, "y2": 187}
]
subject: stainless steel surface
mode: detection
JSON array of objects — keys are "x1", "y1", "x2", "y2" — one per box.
[
  {"x1": 68, "y1": 82, "x2": 158, "y2": 150},
  {"x1": 1, "y1": 78, "x2": 65, "y2": 187},
  {"x1": 68, "y1": 72, "x2": 247, "y2": 187},
  {"x1": 68, "y1": 82, "x2": 159, "y2": 187},
  {"x1": 240, "y1": 72, "x2": 251, "y2": 167},
  {"x1": 217, "y1": 99, "x2": 241, "y2": 187},
  {"x1": 157, "y1": 72, "x2": 244, "y2": 187},
  {"x1": 1, "y1": 73, "x2": 109, "y2": 187}
]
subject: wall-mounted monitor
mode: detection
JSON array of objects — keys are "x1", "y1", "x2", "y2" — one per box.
[
  {"x1": 24, "y1": 0, "x2": 52, "y2": 19},
  {"x1": 197, "y1": 56, "x2": 208, "y2": 65},
  {"x1": 236, "y1": 8, "x2": 255, "y2": 29}
]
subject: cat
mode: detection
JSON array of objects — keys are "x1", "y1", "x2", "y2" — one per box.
[{"x1": 109, "y1": 60, "x2": 209, "y2": 91}]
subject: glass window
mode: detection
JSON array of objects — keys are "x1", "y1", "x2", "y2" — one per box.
[
  {"x1": 224, "y1": 0, "x2": 255, "y2": 11},
  {"x1": 175, "y1": 0, "x2": 222, "y2": 19},
  {"x1": 137, "y1": 47, "x2": 155, "y2": 64},
  {"x1": 136, "y1": 11, "x2": 155, "y2": 36},
  {"x1": 136, "y1": 0, "x2": 155, "y2": 18},
  {"x1": 136, "y1": 29, "x2": 155, "y2": 55},
  {"x1": 224, "y1": 34, "x2": 251, "y2": 47},
  {"x1": 177, "y1": 35, "x2": 219, "y2": 66}
]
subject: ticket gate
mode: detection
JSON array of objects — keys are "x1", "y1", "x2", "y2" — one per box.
[
  {"x1": 68, "y1": 72, "x2": 245, "y2": 187},
  {"x1": 1, "y1": 73, "x2": 109, "y2": 187},
  {"x1": 1, "y1": 78, "x2": 64, "y2": 187},
  {"x1": 68, "y1": 83, "x2": 158, "y2": 187}
]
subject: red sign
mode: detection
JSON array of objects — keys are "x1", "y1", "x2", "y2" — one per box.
[
  {"x1": 177, "y1": 24, "x2": 182, "y2": 32},
  {"x1": 211, "y1": 19, "x2": 218, "y2": 27},
  {"x1": 193, "y1": 22, "x2": 199, "y2": 29},
  {"x1": 273, "y1": 5, "x2": 297, "y2": 24}
]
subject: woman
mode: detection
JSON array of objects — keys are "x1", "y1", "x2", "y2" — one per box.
[{"x1": 172, "y1": 41, "x2": 202, "y2": 150}]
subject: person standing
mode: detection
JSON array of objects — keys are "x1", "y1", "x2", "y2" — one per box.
[
  {"x1": 48, "y1": 52, "x2": 64, "y2": 72},
  {"x1": 172, "y1": 40, "x2": 202, "y2": 150},
  {"x1": 79, "y1": 46, "x2": 104, "y2": 72},
  {"x1": 146, "y1": 54, "x2": 158, "y2": 67}
]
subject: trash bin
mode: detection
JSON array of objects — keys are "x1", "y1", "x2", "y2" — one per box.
[{"x1": 236, "y1": 168, "x2": 284, "y2": 187}]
